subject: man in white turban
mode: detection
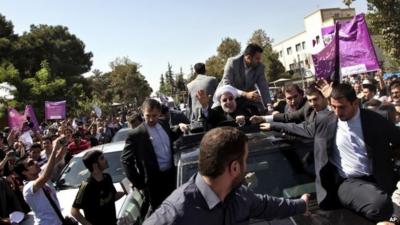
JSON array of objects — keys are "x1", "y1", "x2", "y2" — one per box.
[{"x1": 196, "y1": 85, "x2": 252, "y2": 128}]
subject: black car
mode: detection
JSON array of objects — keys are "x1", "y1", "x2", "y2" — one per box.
[{"x1": 174, "y1": 129, "x2": 374, "y2": 225}]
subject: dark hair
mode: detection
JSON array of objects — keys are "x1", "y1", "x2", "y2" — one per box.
[
  {"x1": 30, "y1": 143, "x2": 42, "y2": 151},
  {"x1": 82, "y1": 150, "x2": 103, "y2": 172},
  {"x1": 365, "y1": 99, "x2": 382, "y2": 108},
  {"x1": 378, "y1": 103, "x2": 397, "y2": 123},
  {"x1": 43, "y1": 136, "x2": 52, "y2": 143},
  {"x1": 127, "y1": 112, "x2": 143, "y2": 125},
  {"x1": 198, "y1": 127, "x2": 248, "y2": 178},
  {"x1": 194, "y1": 63, "x2": 206, "y2": 75},
  {"x1": 284, "y1": 84, "x2": 304, "y2": 95},
  {"x1": 362, "y1": 83, "x2": 377, "y2": 94},
  {"x1": 244, "y1": 43, "x2": 263, "y2": 56},
  {"x1": 390, "y1": 81, "x2": 400, "y2": 91},
  {"x1": 305, "y1": 83, "x2": 323, "y2": 97},
  {"x1": 142, "y1": 99, "x2": 161, "y2": 112},
  {"x1": 73, "y1": 131, "x2": 82, "y2": 139},
  {"x1": 14, "y1": 157, "x2": 29, "y2": 180},
  {"x1": 330, "y1": 83, "x2": 357, "y2": 102}
]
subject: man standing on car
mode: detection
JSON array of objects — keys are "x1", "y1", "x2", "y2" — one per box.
[
  {"x1": 215, "y1": 43, "x2": 271, "y2": 112},
  {"x1": 71, "y1": 150, "x2": 125, "y2": 225},
  {"x1": 143, "y1": 127, "x2": 310, "y2": 225},
  {"x1": 186, "y1": 62, "x2": 218, "y2": 122},
  {"x1": 121, "y1": 99, "x2": 184, "y2": 210}
]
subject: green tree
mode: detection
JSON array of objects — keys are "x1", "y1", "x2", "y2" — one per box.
[
  {"x1": 159, "y1": 74, "x2": 167, "y2": 94},
  {"x1": 206, "y1": 38, "x2": 241, "y2": 80},
  {"x1": 13, "y1": 24, "x2": 93, "y2": 82},
  {"x1": 365, "y1": 0, "x2": 400, "y2": 65},
  {"x1": 163, "y1": 63, "x2": 175, "y2": 96},
  {"x1": 248, "y1": 29, "x2": 287, "y2": 81},
  {"x1": 0, "y1": 14, "x2": 17, "y2": 61},
  {"x1": 87, "y1": 69, "x2": 113, "y2": 104},
  {"x1": 107, "y1": 57, "x2": 152, "y2": 105},
  {"x1": 22, "y1": 60, "x2": 66, "y2": 117}
]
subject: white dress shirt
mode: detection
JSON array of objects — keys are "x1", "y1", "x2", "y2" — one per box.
[
  {"x1": 145, "y1": 123, "x2": 172, "y2": 171},
  {"x1": 330, "y1": 108, "x2": 372, "y2": 178}
]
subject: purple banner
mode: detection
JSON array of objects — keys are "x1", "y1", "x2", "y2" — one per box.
[
  {"x1": 313, "y1": 14, "x2": 380, "y2": 79},
  {"x1": 45, "y1": 100, "x2": 66, "y2": 120},
  {"x1": 7, "y1": 105, "x2": 39, "y2": 131}
]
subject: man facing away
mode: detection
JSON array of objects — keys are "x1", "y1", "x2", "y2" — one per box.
[
  {"x1": 144, "y1": 127, "x2": 309, "y2": 225},
  {"x1": 186, "y1": 62, "x2": 218, "y2": 121},
  {"x1": 71, "y1": 150, "x2": 125, "y2": 225}
]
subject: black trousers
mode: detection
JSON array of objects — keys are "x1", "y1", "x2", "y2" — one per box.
[
  {"x1": 337, "y1": 177, "x2": 393, "y2": 221},
  {"x1": 146, "y1": 167, "x2": 176, "y2": 210}
]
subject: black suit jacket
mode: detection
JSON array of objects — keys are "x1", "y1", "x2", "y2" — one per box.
[
  {"x1": 272, "y1": 109, "x2": 400, "y2": 208},
  {"x1": 274, "y1": 98, "x2": 314, "y2": 124},
  {"x1": 120, "y1": 121, "x2": 181, "y2": 189}
]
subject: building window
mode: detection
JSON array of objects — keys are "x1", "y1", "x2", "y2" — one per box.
[
  {"x1": 287, "y1": 47, "x2": 292, "y2": 55},
  {"x1": 316, "y1": 36, "x2": 320, "y2": 45},
  {"x1": 279, "y1": 51, "x2": 283, "y2": 57},
  {"x1": 289, "y1": 63, "x2": 295, "y2": 70},
  {"x1": 302, "y1": 41, "x2": 306, "y2": 50},
  {"x1": 295, "y1": 43, "x2": 301, "y2": 52}
]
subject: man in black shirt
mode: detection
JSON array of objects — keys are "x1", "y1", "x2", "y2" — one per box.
[{"x1": 71, "y1": 150, "x2": 125, "y2": 225}]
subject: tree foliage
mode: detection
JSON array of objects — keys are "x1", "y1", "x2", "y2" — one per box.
[
  {"x1": 248, "y1": 29, "x2": 287, "y2": 81},
  {"x1": 206, "y1": 38, "x2": 241, "y2": 80},
  {"x1": 365, "y1": 0, "x2": 400, "y2": 66},
  {"x1": 107, "y1": 57, "x2": 152, "y2": 105}
]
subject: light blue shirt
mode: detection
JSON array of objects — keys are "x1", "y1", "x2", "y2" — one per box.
[
  {"x1": 145, "y1": 123, "x2": 172, "y2": 171},
  {"x1": 330, "y1": 108, "x2": 372, "y2": 178}
]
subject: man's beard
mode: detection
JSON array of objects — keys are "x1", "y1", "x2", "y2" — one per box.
[
  {"x1": 222, "y1": 103, "x2": 237, "y2": 113},
  {"x1": 231, "y1": 168, "x2": 246, "y2": 189}
]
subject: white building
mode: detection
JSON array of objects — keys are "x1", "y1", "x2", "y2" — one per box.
[{"x1": 273, "y1": 8, "x2": 356, "y2": 77}]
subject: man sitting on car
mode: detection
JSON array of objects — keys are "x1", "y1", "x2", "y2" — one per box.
[{"x1": 196, "y1": 85, "x2": 254, "y2": 128}]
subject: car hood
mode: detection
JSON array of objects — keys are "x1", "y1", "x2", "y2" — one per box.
[
  {"x1": 248, "y1": 208, "x2": 374, "y2": 225},
  {"x1": 57, "y1": 183, "x2": 126, "y2": 217}
]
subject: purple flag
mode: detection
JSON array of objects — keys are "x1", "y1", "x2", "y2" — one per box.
[
  {"x1": 313, "y1": 14, "x2": 380, "y2": 79},
  {"x1": 7, "y1": 105, "x2": 39, "y2": 131},
  {"x1": 24, "y1": 105, "x2": 39, "y2": 131},
  {"x1": 45, "y1": 100, "x2": 66, "y2": 120},
  {"x1": 312, "y1": 25, "x2": 339, "y2": 80},
  {"x1": 8, "y1": 108, "x2": 25, "y2": 131}
]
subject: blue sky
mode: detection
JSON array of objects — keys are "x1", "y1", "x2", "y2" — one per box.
[{"x1": 0, "y1": 0, "x2": 368, "y2": 92}]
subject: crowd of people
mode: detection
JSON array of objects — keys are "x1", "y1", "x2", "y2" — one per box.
[{"x1": 1, "y1": 42, "x2": 400, "y2": 225}]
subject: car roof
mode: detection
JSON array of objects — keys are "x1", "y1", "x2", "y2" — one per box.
[
  {"x1": 74, "y1": 141, "x2": 126, "y2": 157},
  {"x1": 177, "y1": 131, "x2": 292, "y2": 164}
]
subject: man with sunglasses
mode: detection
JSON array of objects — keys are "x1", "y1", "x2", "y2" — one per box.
[{"x1": 14, "y1": 136, "x2": 68, "y2": 225}]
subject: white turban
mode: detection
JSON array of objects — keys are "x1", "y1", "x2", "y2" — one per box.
[{"x1": 213, "y1": 85, "x2": 239, "y2": 102}]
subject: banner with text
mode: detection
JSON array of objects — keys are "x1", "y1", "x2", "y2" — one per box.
[{"x1": 45, "y1": 100, "x2": 66, "y2": 120}]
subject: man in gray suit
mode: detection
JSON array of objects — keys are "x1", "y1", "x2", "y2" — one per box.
[
  {"x1": 187, "y1": 63, "x2": 218, "y2": 121},
  {"x1": 216, "y1": 43, "x2": 271, "y2": 112}
]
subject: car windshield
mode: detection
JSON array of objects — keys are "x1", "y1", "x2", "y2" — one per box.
[
  {"x1": 112, "y1": 129, "x2": 131, "y2": 142},
  {"x1": 57, "y1": 151, "x2": 125, "y2": 188},
  {"x1": 180, "y1": 138, "x2": 315, "y2": 198}
]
